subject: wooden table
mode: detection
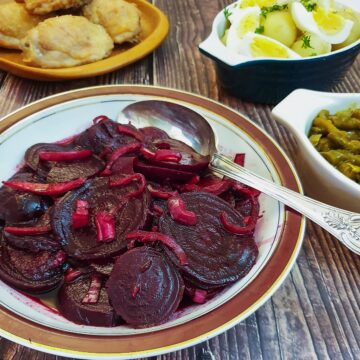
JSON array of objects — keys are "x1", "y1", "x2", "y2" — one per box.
[{"x1": 0, "y1": 1, "x2": 359, "y2": 359}]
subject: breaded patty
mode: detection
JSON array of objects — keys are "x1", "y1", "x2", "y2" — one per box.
[
  {"x1": 24, "y1": 0, "x2": 90, "y2": 15},
  {"x1": 22, "y1": 15, "x2": 114, "y2": 68},
  {"x1": 0, "y1": 2, "x2": 44, "y2": 50},
  {"x1": 83, "y1": 0, "x2": 141, "y2": 44}
]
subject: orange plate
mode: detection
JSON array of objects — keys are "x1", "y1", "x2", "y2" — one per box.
[{"x1": 0, "y1": 0, "x2": 169, "y2": 80}]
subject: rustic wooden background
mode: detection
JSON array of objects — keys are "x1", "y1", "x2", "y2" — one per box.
[{"x1": 0, "y1": 0, "x2": 359, "y2": 359}]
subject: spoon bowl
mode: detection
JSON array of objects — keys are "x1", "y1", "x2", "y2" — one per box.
[{"x1": 120, "y1": 100, "x2": 360, "y2": 255}]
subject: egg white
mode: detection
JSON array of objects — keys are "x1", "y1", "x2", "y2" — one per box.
[{"x1": 291, "y1": 2, "x2": 354, "y2": 44}]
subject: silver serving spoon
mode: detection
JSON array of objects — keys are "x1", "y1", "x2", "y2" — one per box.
[{"x1": 120, "y1": 100, "x2": 360, "y2": 255}]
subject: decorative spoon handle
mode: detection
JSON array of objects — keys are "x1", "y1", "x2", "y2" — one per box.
[{"x1": 210, "y1": 153, "x2": 360, "y2": 255}]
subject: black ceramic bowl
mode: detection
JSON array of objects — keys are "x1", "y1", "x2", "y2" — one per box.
[{"x1": 199, "y1": 4, "x2": 360, "y2": 105}]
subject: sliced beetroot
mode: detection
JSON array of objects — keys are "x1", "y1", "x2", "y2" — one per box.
[
  {"x1": 109, "y1": 156, "x2": 135, "y2": 175},
  {"x1": 134, "y1": 159, "x2": 195, "y2": 183},
  {"x1": 140, "y1": 127, "x2": 170, "y2": 143},
  {"x1": 3, "y1": 232, "x2": 61, "y2": 252},
  {"x1": 159, "y1": 192, "x2": 258, "y2": 289},
  {"x1": 52, "y1": 177, "x2": 151, "y2": 261},
  {"x1": 58, "y1": 272, "x2": 118, "y2": 326},
  {"x1": 143, "y1": 139, "x2": 209, "y2": 173},
  {"x1": 0, "y1": 241, "x2": 65, "y2": 293},
  {"x1": 90, "y1": 260, "x2": 115, "y2": 277},
  {"x1": 74, "y1": 118, "x2": 138, "y2": 155},
  {"x1": 46, "y1": 156, "x2": 104, "y2": 183},
  {"x1": 0, "y1": 173, "x2": 52, "y2": 225},
  {"x1": 25, "y1": 142, "x2": 105, "y2": 183},
  {"x1": 106, "y1": 246, "x2": 184, "y2": 327}
]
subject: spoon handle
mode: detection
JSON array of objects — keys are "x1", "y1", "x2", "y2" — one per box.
[{"x1": 210, "y1": 153, "x2": 360, "y2": 255}]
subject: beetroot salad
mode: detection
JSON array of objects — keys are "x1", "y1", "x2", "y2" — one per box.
[{"x1": 0, "y1": 115, "x2": 260, "y2": 328}]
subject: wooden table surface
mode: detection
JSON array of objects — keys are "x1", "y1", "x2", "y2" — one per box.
[{"x1": 0, "y1": 1, "x2": 359, "y2": 359}]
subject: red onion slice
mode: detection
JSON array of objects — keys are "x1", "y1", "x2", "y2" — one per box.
[
  {"x1": 95, "y1": 212, "x2": 116, "y2": 243},
  {"x1": 81, "y1": 274, "x2": 102, "y2": 304},
  {"x1": 167, "y1": 196, "x2": 197, "y2": 226},
  {"x1": 4, "y1": 225, "x2": 52, "y2": 235},
  {"x1": 39, "y1": 150, "x2": 92, "y2": 162},
  {"x1": 125, "y1": 230, "x2": 188, "y2": 266},
  {"x1": 3, "y1": 177, "x2": 86, "y2": 196}
]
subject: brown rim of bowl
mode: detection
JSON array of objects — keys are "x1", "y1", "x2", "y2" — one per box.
[{"x1": 0, "y1": 85, "x2": 305, "y2": 358}]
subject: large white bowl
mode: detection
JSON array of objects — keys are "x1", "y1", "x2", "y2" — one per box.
[{"x1": 272, "y1": 89, "x2": 360, "y2": 212}]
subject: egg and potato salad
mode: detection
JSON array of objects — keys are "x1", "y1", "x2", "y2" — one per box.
[{"x1": 221, "y1": 0, "x2": 360, "y2": 59}]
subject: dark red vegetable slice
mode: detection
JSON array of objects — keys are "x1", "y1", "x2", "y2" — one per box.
[
  {"x1": 159, "y1": 192, "x2": 258, "y2": 289},
  {"x1": 3, "y1": 177, "x2": 86, "y2": 196},
  {"x1": 51, "y1": 178, "x2": 151, "y2": 260},
  {"x1": 39, "y1": 150, "x2": 93, "y2": 162},
  {"x1": 167, "y1": 196, "x2": 197, "y2": 226},
  {"x1": 106, "y1": 247, "x2": 184, "y2": 327},
  {"x1": 125, "y1": 230, "x2": 187, "y2": 266},
  {"x1": 0, "y1": 241, "x2": 65, "y2": 293},
  {"x1": 58, "y1": 272, "x2": 118, "y2": 327},
  {"x1": 3, "y1": 232, "x2": 61, "y2": 252},
  {"x1": 0, "y1": 172, "x2": 52, "y2": 224},
  {"x1": 134, "y1": 159, "x2": 195, "y2": 182},
  {"x1": 140, "y1": 127, "x2": 170, "y2": 143}
]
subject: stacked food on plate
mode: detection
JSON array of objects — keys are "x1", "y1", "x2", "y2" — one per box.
[
  {"x1": 0, "y1": 116, "x2": 260, "y2": 328},
  {"x1": 0, "y1": 0, "x2": 142, "y2": 67}
]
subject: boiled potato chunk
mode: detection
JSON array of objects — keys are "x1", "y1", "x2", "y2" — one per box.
[
  {"x1": 333, "y1": 10, "x2": 360, "y2": 50},
  {"x1": 262, "y1": 11, "x2": 297, "y2": 47},
  {"x1": 291, "y1": 33, "x2": 331, "y2": 57}
]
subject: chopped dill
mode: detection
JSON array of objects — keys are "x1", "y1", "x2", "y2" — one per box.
[
  {"x1": 300, "y1": 0, "x2": 317, "y2": 12},
  {"x1": 223, "y1": 7, "x2": 232, "y2": 20},
  {"x1": 260, "y1": 4, "x2": 288, "y2": 18},
  {"x1": 302, "y1": 34, "x2": 314, "y2": 49},
  {"x1": 255, "y1": 26, "x2": 265, "y2": 34}
]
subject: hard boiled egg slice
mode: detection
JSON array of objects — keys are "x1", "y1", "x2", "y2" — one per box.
[
  {"x1": 236, "y1": 32, "x2": 301, "y2": 59},
  {"x1": 237, "y1": 0, "x2": 289, "y2": 8},
  {"x1": 226, "y1": 6, "x2": 261, "y2": 53},
  {"x1": 291, "y1": 2, "x2": 354, "y2": 44}
]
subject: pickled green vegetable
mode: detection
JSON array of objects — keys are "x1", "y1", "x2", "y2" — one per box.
[{"x1": 308, "y1": 106, "x2": 360, "y2": 184}]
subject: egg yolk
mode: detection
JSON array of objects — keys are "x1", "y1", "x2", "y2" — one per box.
[
  {"x1": 240, "y1": 0, "x2": 277, "y2": 9},
  {"x1": 313, "y1": 7, "x2": 345, "y2": 35},
  {"x1": 235, "y1": 14, "x2": 259, "y2": 37},
  {"x1": 250, "y1": 36, "x2": 290, "y2": 58}
]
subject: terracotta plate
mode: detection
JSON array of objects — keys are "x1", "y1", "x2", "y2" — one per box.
[
  {"x1": 0, "y1": 85, "x2": 305, "y2": 359},
  {"x1": 0, "y1": 0, "x2": 169, "y2": 80}
]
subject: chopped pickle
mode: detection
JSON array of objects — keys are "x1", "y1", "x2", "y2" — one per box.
[{"x1": 308, "y1": 106, "x2": 360, "y2": 184}]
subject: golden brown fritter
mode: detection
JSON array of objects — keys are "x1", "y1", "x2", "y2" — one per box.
[
  {"x1": 0, "y1": 2, "x2": 44, "y2": 50},
  {"x1": 83, "y1": 0, "x2": 141, "y2": 44},
  {"x1": 24, "y1": 0, "x2": 89, "y2": 15},
  {"x1": 22, "y1": 15, "x2": 114, "y2": 68}
]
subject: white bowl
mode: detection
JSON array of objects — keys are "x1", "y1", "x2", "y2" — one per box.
[{"x1": 272, "y1": 89, "x2": 360, "y2": 212}]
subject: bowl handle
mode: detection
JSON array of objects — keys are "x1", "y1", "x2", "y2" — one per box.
[{"x1": 271, "y1": 89, "x2": 335, "y2": 133}]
